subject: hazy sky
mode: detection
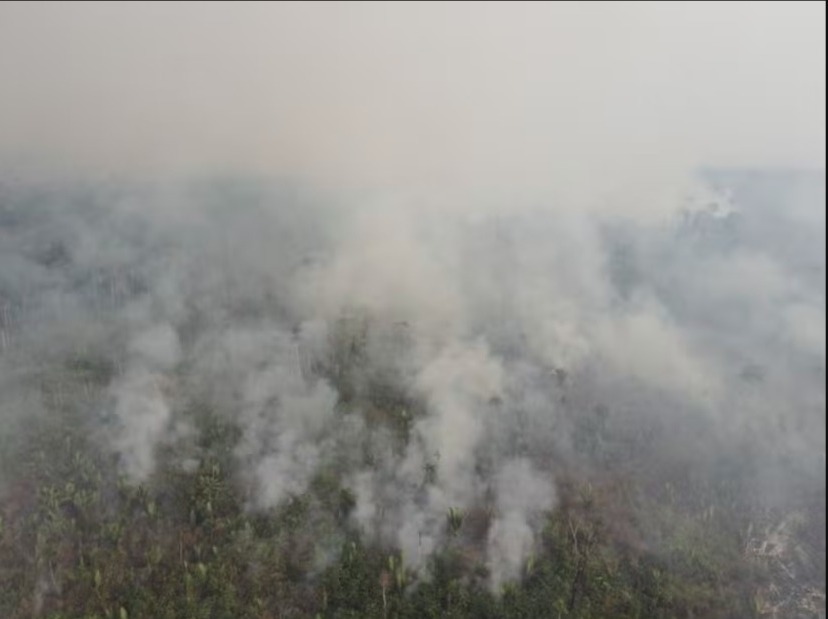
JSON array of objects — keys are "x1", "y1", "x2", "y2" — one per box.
[{"x1": 0, "y1": 1, "x2": 824, "y2": 192}]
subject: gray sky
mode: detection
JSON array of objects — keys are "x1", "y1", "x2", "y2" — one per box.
[{"x1": 0, "y1": 1, "x2": 824, "y2": 192}]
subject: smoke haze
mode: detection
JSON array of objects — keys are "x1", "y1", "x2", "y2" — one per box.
[
  {"x1": 0, "y1": 0, "x2": 824, "y2": 611},
  {"x1": 0, "y1": 2, "x2": 824, "y2": 193}
]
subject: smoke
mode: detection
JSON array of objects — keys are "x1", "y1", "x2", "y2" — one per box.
[
  {"x1": 233, "y1": 327, "x2": 339, "y2": 509},
  {"x1": 488, "y1": 459, "x2": 556, "y2": 588},
  {"x1": 4, "y1": 169, "x2": 823, "y2": 590},
  {"x1": 0, "y1": 2, "x2": 824, "y2": 192},
  {"x1": 109, "y1": 323, "x2": 181, "y2": 482},
  {"x1": 0, "y1": 0, "x2": 824, "y2": 595}
]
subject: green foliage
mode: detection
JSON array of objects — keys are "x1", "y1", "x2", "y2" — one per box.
[
  {"x1": 447, "y1": 508, "x2": 465, "y2": 537},
  {"x1": 0, "y1": 355, "x2": 822, "y2": 619}
]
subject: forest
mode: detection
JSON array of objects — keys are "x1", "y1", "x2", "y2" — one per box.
[{"x1": 0, "y1": 172, "x2": 824, "y2": 618}]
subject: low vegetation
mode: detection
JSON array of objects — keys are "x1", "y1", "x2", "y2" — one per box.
[{"x1": 0, "y1": 349, "x2": 823, "y2": 619}]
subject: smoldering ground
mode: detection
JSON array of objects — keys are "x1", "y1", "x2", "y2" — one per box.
[
  {"x1": 0, "y1": 168, "x2": 823, "y2": 592},
  {"x1": 0, "y1": 0, "x2": 824, "y2": 604}
]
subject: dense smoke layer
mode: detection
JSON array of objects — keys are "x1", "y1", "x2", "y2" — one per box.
[
  {"x1": 0, "y1": 0, "x2": 823, "y2": 598},
  {"x1": 0, "y1": 2, "x2": 824, "y2": 188},
  {"x1": 0, "y1": 170, "x2": 823, "y2": 589}
]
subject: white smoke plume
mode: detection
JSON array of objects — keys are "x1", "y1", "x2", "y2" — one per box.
[
  {"x1": 109, "y1": 324, "x2": 181, "y2": 483},
  {"x1": 488, "y1": 459, "x2": 556, "y2": 588},
  {"x1": 0, "y1": 0, "x2": 823, "y2": 595}
]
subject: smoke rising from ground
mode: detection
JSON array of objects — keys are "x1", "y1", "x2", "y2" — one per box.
[
  {"x1": 0, "y1": 0, "x2": 824, "y2": 596},
  {"x1": 0, "y1": 168, "x2": 824, "y2": 590}
]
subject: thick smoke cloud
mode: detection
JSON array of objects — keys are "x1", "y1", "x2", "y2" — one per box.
[
  {"x1": 0, "y1": 0, "x2": 824, "y2": 595},
  {"x1": 0, "y1": 168, "x2": 823, "y2": 589}
]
